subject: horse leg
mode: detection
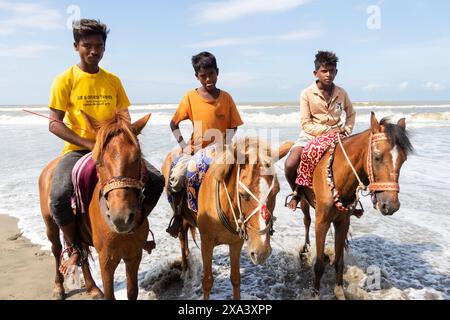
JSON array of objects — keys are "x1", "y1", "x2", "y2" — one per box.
[
  {"x1": 333, "y1": 217, "x2": 350, "y2": 300},
  {"x1": 124, "y1": 252, "x2": 143, "y2": 300},
  {"x1": 80, "y1": 250, "x2": 104, "y2": 299},
  {"x1": 98, "y1": 251, "x2": 120, "y2": 300},
  {"x1": 179, "y1": 220, "x2": 189, "y2": 272},
  {"x1": 300, "y1": 199, "x2": 311, "y2": 254},
  {"x1": 229, "y1": 242, "x2": 243, "y2": 300},
  {"x1": 200, "y1": 237, "x2": 214, "y2": 300},
  {"x1": 44, "y1": 219, "x2": 65, "y2": 300},
  {"x1": 313, "y1": 216, "x2": 331, "y2": 298}
]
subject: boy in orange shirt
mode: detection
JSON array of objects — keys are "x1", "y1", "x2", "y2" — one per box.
[{"x1": 166, "y1": 51, "x2": 244, "y2": 237}]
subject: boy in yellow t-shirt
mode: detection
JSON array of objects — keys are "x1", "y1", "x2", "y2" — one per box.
[
  {"x1": 166, "y1": 51, "x2": 244, "y2": 237},
  {"x1": 48, "y1": 19, "x2": 163, "y2": 275}
]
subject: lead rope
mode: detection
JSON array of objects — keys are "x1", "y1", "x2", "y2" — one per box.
[{"x1": 337, "y1": 133, "x2": 367, "y2": 192}]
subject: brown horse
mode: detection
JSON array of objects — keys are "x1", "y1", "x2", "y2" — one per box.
[
  {"x1": 39, "y1": 111, "x2": 152, "y2": 300},
  {"x1": 162, "y1": 138, "x2": 293, "y2": 299},
  {"x1": 296, "y1": 112, "x2": 413, "y2": 299}
]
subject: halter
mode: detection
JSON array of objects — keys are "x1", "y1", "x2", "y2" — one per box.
[
  {"x1": 366, "y1": 133, "x2": 400, "y2": 192},
  {"x1": 216, "y1": 165, "x2": 276, "y2": 240},
  {"x1": 328, "y1": 131, "x2": 400, "y2": 213},
  {"x1": 99, "y1": 160, "x2": 146, "y2": 210}
]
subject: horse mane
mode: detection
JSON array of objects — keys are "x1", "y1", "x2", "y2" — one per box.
[
  {"x1": 380, "y1": 117, "x2": 414, "y2": 155},
  {"x1": 209, "y1": 137, "x2": 272, "y2": 182},
  {"x1": 92, "y1": 110, "x2": 140, "y2": 161}
]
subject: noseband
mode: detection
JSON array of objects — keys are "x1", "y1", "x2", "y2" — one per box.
[
  {"x1": 99, "y1": 161, "x2": 146, "y2": 210},
  {"x1": 216, "y1": 165, "x2": 276, "y2": 240}
]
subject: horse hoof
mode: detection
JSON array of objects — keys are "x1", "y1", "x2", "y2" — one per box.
[
  {"x1": 88, "y1": 288, "x2": 104, "y2": 300},
  {"x1": 334, "y1": 285, "x2": 346, "y2": 300},
  {"x1": 53, "y1": 290, "x2": 66, "y2": 300},
  {"x1": 311, "y1": 289, "x2": 320, "y2": 299},
  {"x1": 301, "y1": 243, "x2": 310, "y2": 254}
]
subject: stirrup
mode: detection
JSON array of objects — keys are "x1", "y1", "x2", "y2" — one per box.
[
  {"x1": 284, "y1": 190, "x2": 302, "y2": 209},
  {"x1": 166, "y1": 215, "x2": 181, "y2": 238}
]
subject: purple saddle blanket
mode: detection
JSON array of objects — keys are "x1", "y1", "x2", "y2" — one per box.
[{"x1": 71, "y1": 152, "x2": 98, "y2": 215}]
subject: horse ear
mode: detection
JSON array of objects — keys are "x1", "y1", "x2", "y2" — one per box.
[
  {"x1": 397, "y1": 118, "x2": 406, "y2": 129},
  {"x1": 370, "y1": 112, "x2": 381, "y2": 133},
  {"x1": 81, "y1": 110, "x2": 101, "y2": 134},
  {"x1": 272, "y1": 141, "x2": 294, "y2": 162},
  {"x1": 132, "y1": 113, "x2": 151, "y2": 135}
]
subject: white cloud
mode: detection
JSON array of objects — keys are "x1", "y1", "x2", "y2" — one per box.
[
  {"x1": 425, "y1": 81, "x2": 445, "y2": 91},
  {"x1": 399, "y1": 81, "x2": 409, "y2": 90},
  {"x1": 0, "y1": 44, "x2": 58, "y2": 57},
  {"x1": 280, "y1": 30, "x2": 322, "y2": 41},
  {"x1": 186, "y1": 29, "x2": 322, "y2": 48},
  {"x1": 0, "y1": 1, "x2": 64, "y2": 35},
  {"x1": 194, "y1": 0, "x2": 309, "y2": 24}
]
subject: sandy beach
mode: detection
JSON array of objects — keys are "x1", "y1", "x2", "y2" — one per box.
[{"x1": 0, "y1": 214, "x2": 90, "y2": 300}]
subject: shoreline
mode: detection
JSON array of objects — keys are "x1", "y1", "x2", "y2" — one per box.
[{"x1": 0, "y1": 214, "x2": 90, "y2": 300}]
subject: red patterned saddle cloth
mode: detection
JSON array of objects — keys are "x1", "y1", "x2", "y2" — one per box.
[{"x1": 295, "y1": 132, "x2": 342, "y2": 188}]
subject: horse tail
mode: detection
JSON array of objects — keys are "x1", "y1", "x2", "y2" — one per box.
[{"x1": 189, "y1": 225, "x2": 200, "y2": 250}]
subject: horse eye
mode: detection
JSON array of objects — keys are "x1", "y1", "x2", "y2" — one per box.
[
  {"x1": 374, "y1": 154, "x2": 382, "y2": 162},
  {"x1": 240, "y1": 193, "x2": 251, "y2": 201}
]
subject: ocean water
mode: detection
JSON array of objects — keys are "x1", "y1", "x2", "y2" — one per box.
[{"x1": 1, "y1": 103, "x2": 449, "y2": 300}]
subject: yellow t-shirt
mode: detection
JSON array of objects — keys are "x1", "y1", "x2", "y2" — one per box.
[
  {"x1": 171, "y1": 89, "x2": 244, "y2": 149},
  {"x1": 49, "y1": 65, "x2": 130, "y2": 155}
]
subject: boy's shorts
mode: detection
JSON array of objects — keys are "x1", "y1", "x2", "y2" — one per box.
[{"x1": 291, "y1": 135, "x2": 311, "y2": 149}]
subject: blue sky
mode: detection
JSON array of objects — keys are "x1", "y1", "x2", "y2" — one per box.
[{"x1": 0, "y1": 0, "x2": 449, "y2": 105}]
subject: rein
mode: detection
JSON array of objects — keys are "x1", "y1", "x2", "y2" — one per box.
[
  {"x1": 215, "y1": 165, "x2": 275, "y2": 240},
  {"x1": 328, "y1": 131, "x2": 400, "y2": 213}
]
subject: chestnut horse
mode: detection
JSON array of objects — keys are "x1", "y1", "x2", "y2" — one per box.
[
  {"x1": 162, "y1": 138, "x2": 293, "y2": 299},
  {"x1": 296, "y1": 112, "x2": 413, "y2": 299},
  {"x1": 39, "y1": 111, "x2": 151, "y2": 300}
]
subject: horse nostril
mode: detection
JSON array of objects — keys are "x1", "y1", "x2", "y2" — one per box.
[
  {"x1": 127, "y1": 213, "x2": 135, "y2": 225},
  {"x1": 250, "y1": 252, "x2": 257, "y2": 261},
  {"x1": 106, "y1": 213, "x2": 111, "y2": 220}
]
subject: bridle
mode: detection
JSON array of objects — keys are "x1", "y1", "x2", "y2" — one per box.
[
  {"x1": 328, "y1": 131, "x2": 400, "y2": 213},
  {"x1": 216, "y1": 165, "x2": 276, "y2": 240},
  {"x1": 366, "y1": 133, "x2": 400, "y2": 192},
  {"x1": 99, "y1": 160, "x2": 146, "y2": 213}
]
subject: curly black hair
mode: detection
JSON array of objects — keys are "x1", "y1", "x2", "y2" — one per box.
[{"x1": 314, "y1": 51, "x2": 339, "y2": 70}]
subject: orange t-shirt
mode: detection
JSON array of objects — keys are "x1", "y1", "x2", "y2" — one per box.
[{"x1": 171, "y1": 89, "x2": 244, "y2": 149}]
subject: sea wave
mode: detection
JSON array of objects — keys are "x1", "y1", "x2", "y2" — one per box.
[{"x1": 2, "y1": 111, "x2": 450, "y2": 127}]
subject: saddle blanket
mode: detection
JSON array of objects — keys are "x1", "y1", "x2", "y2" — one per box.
[
  {"x1": 169, "y1": 144, "x2": 216, "y2": 212},
  {"x1": 295, "y1": 132, "x2": 343, "y2": 188},
  {"x1": 72, "y1": 152, "x2": 98, "y2": 215}
]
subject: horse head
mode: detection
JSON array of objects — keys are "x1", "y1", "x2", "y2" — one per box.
[
  {"x1": 83, "y1": 110, "x2": 151, "y2": 233},
  {"x1": 368, "y1": 112, "x2": 413, "y2": 216},
  {"x1": 212, "y1": 138, "x2": 293, "y2": 265}
]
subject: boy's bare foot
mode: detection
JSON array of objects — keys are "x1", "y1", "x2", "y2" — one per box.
[
  {"x1": 59, "y1": 248, "x2": 79, "y2": 276},
  {"x1": 287, "y1": 197, "x2": 301, "y2": 211}
]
